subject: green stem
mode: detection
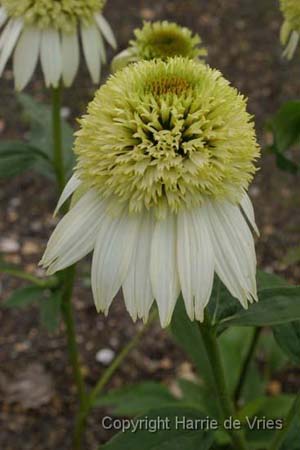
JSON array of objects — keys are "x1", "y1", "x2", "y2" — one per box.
[
  {"x1": 60, "y1": 265, "x2": 86, "y2": 408},
  {"x1": 73, "y1": 310, "x2": 157, "y2": 450},
  {"x1": 198, "y1": 313, "x2": 248, "y2": 450},
  {"x1": 269, "y1": 393, "x2": 300, "y2": 450},
  {"x1": 234, "y1": 327, "x2": 261, "y2": 406},
  {"x1": 51, "y1": 85, "x2": 65, "y2": 193}
]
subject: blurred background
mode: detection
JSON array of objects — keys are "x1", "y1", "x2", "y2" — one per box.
[{"x1": 0, "y1": 0, "x2": 300, "y2": 448}]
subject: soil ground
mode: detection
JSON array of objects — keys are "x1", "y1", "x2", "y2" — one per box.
[{"x1": 1, "y1": 1, "x2": 300, "y2": 449}]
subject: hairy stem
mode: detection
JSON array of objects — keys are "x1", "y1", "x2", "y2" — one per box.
[
  {"x1": 60, "y1": 266, "x2": 87, "y2": 408},
  {"x1": 199, "y1": 313, "x2": 248, "y2": 450}
]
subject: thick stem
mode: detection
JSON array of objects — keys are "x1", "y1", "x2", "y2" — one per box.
[
  {"x1": 51, "y1": 85, "x2": 65, "y2": 193},
  {"x1": 269, "y1": 393, "x2": 300, "y2": 450},
  {"x1": 73, "y1": 310, "x2": 157, "y2": 450},
  {"x1": 60, "y1": 266, "x2": 86, "y2": 409},
  {"x1": 199, "y1": 314, "x2": 248, "y2": 450},
  {"x1": 234, "y1": 327, "x2": 261, "y2": 406}
]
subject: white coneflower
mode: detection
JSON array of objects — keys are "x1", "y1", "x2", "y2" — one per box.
[
  {"x1": 41, "y1": 58, "x2": 260, "y2": 327},
  {"x1": 112, "y1": 20, "x2": 207, "y2": 72},
  {"x1": 0, "y1": 0, "x2": 117, "y2": 90},
  {"x1": 280, "y1": 0, "x2": 300, "y2": 59}
]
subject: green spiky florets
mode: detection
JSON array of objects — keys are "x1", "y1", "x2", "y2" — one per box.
[
  {"x1": 132, "y1": 21, "x2": 207, "y2": 61},
  {"x1": 74, "y1": 58, "x2": 259, "y2": 218},
  {"x1": 280, "y1": 0, "x2": 300, "y2": 31},
  {"x1": 0, "y1": 0, "x2": 106, "y2": 32}
]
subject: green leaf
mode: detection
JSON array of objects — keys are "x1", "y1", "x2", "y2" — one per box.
[
  {"x1": 177, "y1": 379, "x2": 220, "y2": 418},
  {"x1": 2, "y1": 285, "x2": 44, "y2": 308},
  {"x1": 18, "y1": 93, "x2": 75, "y2": 178},
  {"x1": 219, "y1": 287, "x2": 300, "y2": 328},
  {"x1": 101, "y1": 407, "x2": 215, "y2": 450},
  {"x1": 273, "y1": 321, "x2": 300, "y2": 364},
  {"x1": 267, "y1": 101, "x2": 300, "y2": 152},
  {"x1": 39, "y1": 290, "x2": 62, "y2": 332},
  {"x1": 94, "y1": 382, "x2": 179, "y2": 416},
  {"x1": 0, "y1": 141, "x2": 46, "y2": 178},
  {"x1": 218, "y1": 327, "x2": 257, "y2": 394},
  {"x1": 238, "y1": 395, "x2": 295, "y2": 421},
  {"x1": 169, "y1": 297, "x2": 215, "y2": 389},
  {"x1": 280, "y1": 418, "x2": 300, "y2": 449}
]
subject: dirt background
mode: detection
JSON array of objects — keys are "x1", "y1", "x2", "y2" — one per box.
[{"x1": 0, "y1": 0, "x2": 300, "y2": 449}]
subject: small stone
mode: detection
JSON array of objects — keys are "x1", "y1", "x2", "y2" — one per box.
[
  {"x1": 0, "y1": 237, "x2": 20, "y2": 253},
  {"x1": 140, "y1": 8, "x2": 156, "y2": 20},
  {"x1": 22, "y1": 240, "x2": 40, "y2": 255},
  {"x1": 95, "y1": 348, "x2": 115, "y2": 365}
]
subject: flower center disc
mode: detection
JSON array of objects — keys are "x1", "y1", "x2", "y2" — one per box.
[{"x1": 74, "y1": 58, "x2": 259, "y2": 217}]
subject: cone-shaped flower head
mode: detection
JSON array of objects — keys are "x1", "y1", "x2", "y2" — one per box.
[
  {"x1": 112, "y1": 20, "x2": 207, "y2": 72},
  {"x1": 0, "y1": 0, "x2": 117, "y2": 90},
  {"x1": 41, "y1": 58, "x2": 260, "y2": 327},
  {"x1": 280, "y1": 0, "x2": 300, "y2": 59}
]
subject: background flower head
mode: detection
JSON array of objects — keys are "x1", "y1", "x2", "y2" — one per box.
[
  {"x1": 112, "y1": 20, "x2": 206, "y2": 72},
  {"x1": 0, "y1": 0, "x2": 117, "y2": 89},
  {"x1": 42, "y1": 57, "x2": 260, "y2": 327},
  {"x1": 280, "y1": 0, "x2": 300, "y2": 59}
]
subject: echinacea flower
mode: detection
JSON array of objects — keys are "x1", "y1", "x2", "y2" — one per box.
[
  {"x1": 41, "y1": 57, "x2": 260, "y2": 327},
  {"x1": 280, "y1": 0, "x2": 300, "y2": 59},
  {"x1": 112, "y1": 20, "x2": 206, "y2": 72},
  {"x1": 0, "y1": 0, "x2": 117, "y2": 90}
]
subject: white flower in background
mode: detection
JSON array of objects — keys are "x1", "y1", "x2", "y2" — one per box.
[
  {"x1": 41, "y1": 58, "x2": 260, "y2": 327},
  {"x1": 280, "y1": 0, "x2": 300, "y2": 59},
  {"x1": 112, "y1": 20, "x2": 207, "y2": 72},
  {"x1": 0, "y1": 0, "x2": 117, "y2": 90}
]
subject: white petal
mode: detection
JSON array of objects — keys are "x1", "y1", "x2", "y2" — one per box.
[
  {"x1": 54, "y1": 174, "x2": 81, "y2": 216},
  {"x1": 61, "y1": 31, "x2": 79, "y2": 87},
  {"x1": 111, "y1": 48, "x2": 138, "y2": 73},
  {"x1": 13, "y1": 27, "x2": 40, "y2": 90},
  {"x1": 41, "y1": 190, "x2": 106, "y2": 273},
  {"x1": 206, "y1": 201, "x2": 257, "y2": 308},
  {"x1": 94, "y1": 13, "x2": 117, "y2": 49},
  {"x1": 81, "y1": 23, "x2": 101, "y2": 84},
  {"x1": 190, "y1": 208, "x2": 215, "y2": 321},
  {"x1": 40, "y1": 28, "x2": 62, "y2": 87},
  {"x1": 91, "y1": 210, "x2": 140, "y2": 314},
  {"x1": 123, "y1": 211, "x2": 154, "y2": 322},
  {"x1": 98, "y1": 31, "x2": 106, "y2": 64},
  {"x1": 0, "y1": 8, "x2": 8, "y2": 28},
  {"x1": 240, "y1": 192, "x2": 259, "y2": 236},
  {"x1": 150, "y1": 213, "x2": 180, "y2": 327},
  {"x1": 177, "y1": 208, "x2": 214, "y2": 322},
  {"x1": 283, "y1": 31, "x2": 299, "y2": 60},
  {"x1": 0, "y1": 18, "x2": 23, "y2": 76}
]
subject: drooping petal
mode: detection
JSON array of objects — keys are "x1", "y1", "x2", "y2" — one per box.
[
  {"x1": 240, "y1": 192, "x2": 259, "y2": 236},
  {"x1": 81, "y1": 23, "x2": 101, "y2": 84},
  {"x1": 41, "y1": 190, "x2": 106, "y2": 274},
  {"x1": 206, "y1": 200, "x2": 257, "y2": 308},
  {"x1": 40, "y1": 28, "x2": 62, "y2": 87},
  {"x1": 61, "y1": 31, "x2": 80, "y2": 87},
  {"x1": 123, "y1": 211, "x2": 154, "y2": 322},
  {"x1": 177, "y1": 208, "x2": 214, "y2": 322},
  {"x1": 0, "y1": 7, "x2": 8, "y2": 28},
  {"x1": 54, "y1": 174, "x2": 82, "y2": 216},
  {"x1": 98, "y1": 31, "x2": 106, "y2": 64},
  {"x1": 13, "y1": 27, "x2": 40, "y2": 90},
  {"x1": 283, "y1": 30, "x2": 299, "y2": 60},
  {"x1": 0, "y1": 18, "x2": 23, "y2": 76},
  {"x1": 94, "y1": 13, "x2": 117, "y2": 49},
  {"x1": 150, "y1": 213, "x2": 180, "y2": 327},
  {"x1": 190, "y1": 207, "x2": 215, "y2": 321},
  {"x1": 91, "y1": 210, "x2": 140, "y2": 314}
]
